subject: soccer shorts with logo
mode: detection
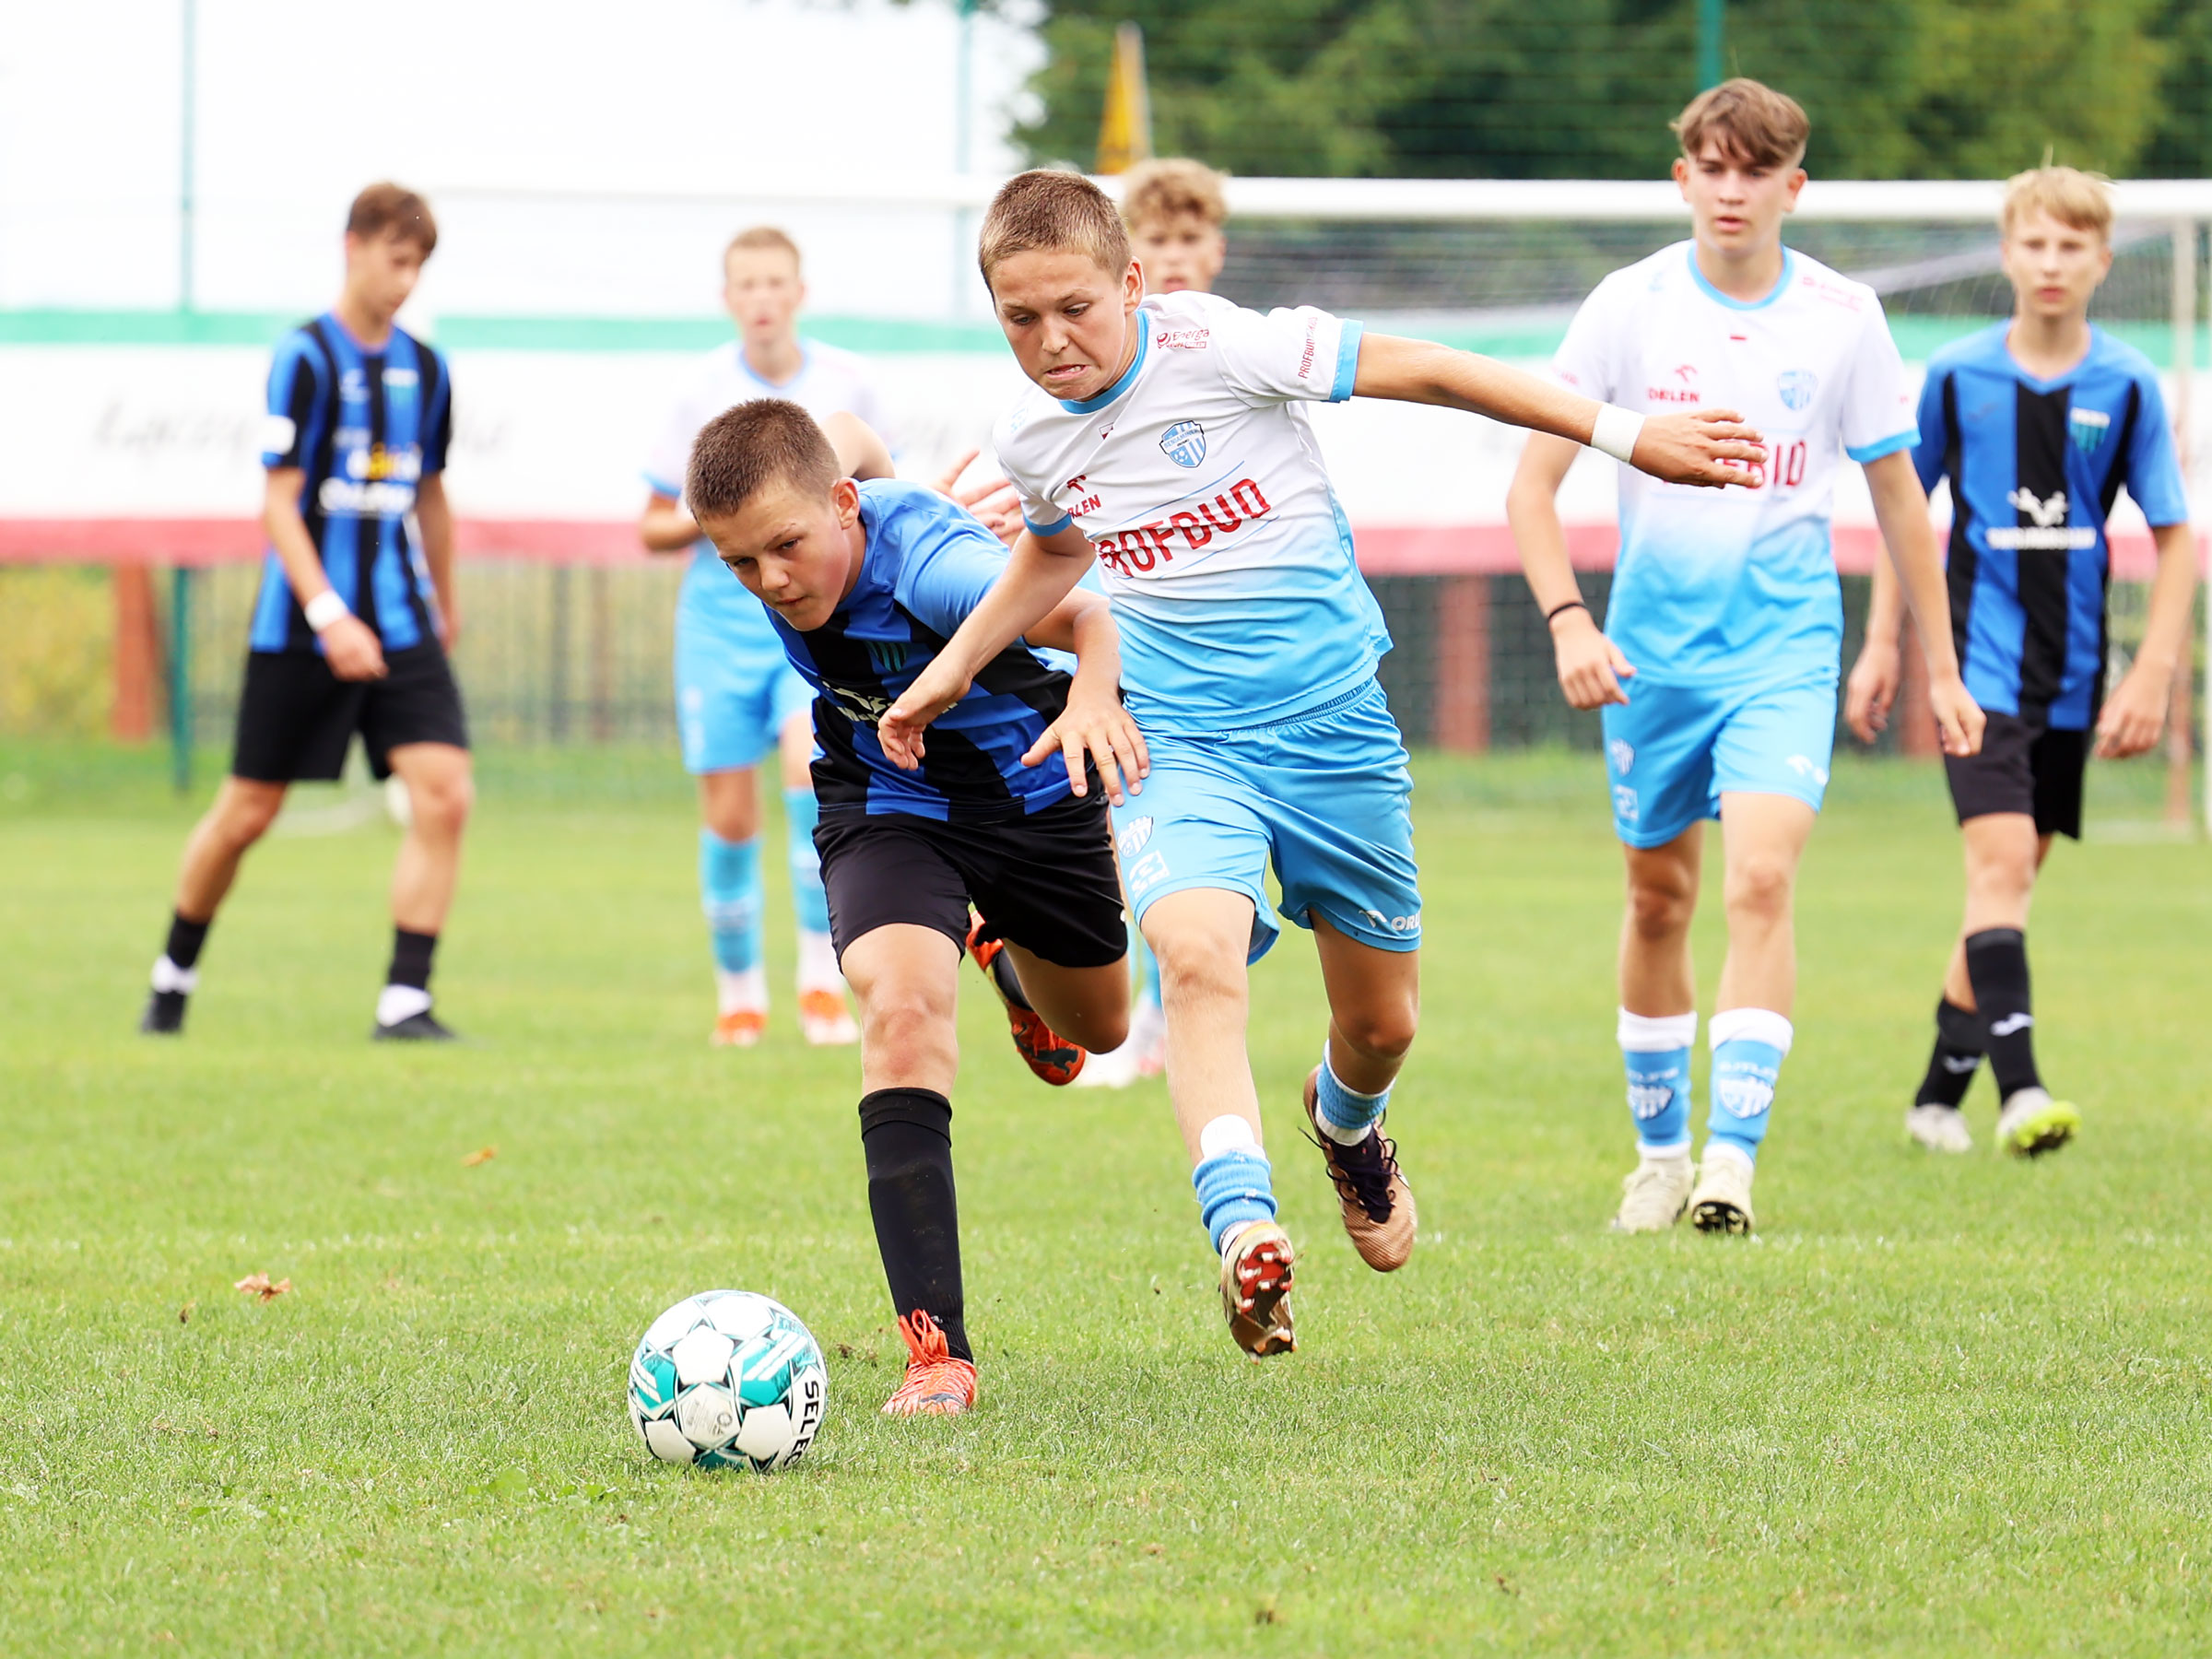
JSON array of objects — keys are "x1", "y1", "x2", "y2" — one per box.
[
  {"x1": 1601, "y1": 675, "x2": 1836, "y2": 848},
  {"x1": 673, "y1": 617, "x2": 817, "y2": 775},
  {"x1": 1111, "y1": 678, "x2": 1421, "y2": 963}
]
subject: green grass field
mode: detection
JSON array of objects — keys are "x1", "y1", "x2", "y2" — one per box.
[{"x1": 3, "y1": 745, "x2": 2207, "y2": 1656}]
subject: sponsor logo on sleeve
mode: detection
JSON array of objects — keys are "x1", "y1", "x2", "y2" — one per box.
[
  {"x1": 1159, "y1": 419, "x2": 1206, "y2": 468},
  {"x1": 1154, "y1": 327, "x2": 1211, "y2": 350}
]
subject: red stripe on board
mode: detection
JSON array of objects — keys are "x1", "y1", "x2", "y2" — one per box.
[{"x1": 0, "y1": 517, "x2": 2191, "y2": 579}]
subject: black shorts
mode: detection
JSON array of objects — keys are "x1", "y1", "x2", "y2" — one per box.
[
  {"x1": 814, "y1": 791, "x2": 1127, "y2": 970},
  {"x1": 231, "y1": 643, "x2": 470, "y2": 784},
  {"x1": 1944, "y1": 710, "x2": 2089, "y2": 840}
]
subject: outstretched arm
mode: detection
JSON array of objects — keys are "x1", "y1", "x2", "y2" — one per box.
[
  {"x1": 1862, "y1": 448, "x2": 1983, "y2": 757},
  {"x1": 2097, "y1": 519, "x2": 2199, "y2": 758},
  {"x1": 1352, "y1": 333, "x2": 1766, "y2": 488},
  {"x1": 1018, "y1": 591, "x2": 1148, "y2": 803},
  {"x1": 877, "y1": 523, "x2": 1097, "y2": 767}
]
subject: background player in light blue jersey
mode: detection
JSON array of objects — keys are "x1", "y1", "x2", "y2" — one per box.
[
  {"x1": 1848, "y1": 167, "x2": 2198, "y2": 1160},
  {"x1": 1509, "y1": 80, "x2": 1983, "y2": 1237},
  {"x1": 640, "y1": 227, "x2": 889, "y2": 1049},
  {"x1": 882, "y1": 171, "x2": 1762, "y2": 1360}
]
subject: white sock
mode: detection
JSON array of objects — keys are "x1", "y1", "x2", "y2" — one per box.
[
  {"x1": 376, "y1": 984, "x2": 432, "y2": 1027},
  {"x1": 150, "y1": 955, "x2": 198, "y2": 994},
  {"x1": 796, "y1": 929, "x2": 841, "y2": 994},
  {"x1": 715, "y1": 965, "x2": 768, "y2": 1017},
  {"x1": 1197, "y1": 1113, "x2": 1260, "y2": 1158}
]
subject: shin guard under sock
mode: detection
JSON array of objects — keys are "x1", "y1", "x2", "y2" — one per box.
[
  {"x1": 857, "y1": 1088, "x2": 969, "y2": 1362},
  {"x1": 1915, "y1": 997, "x2": 1985, "y2": 1108},
  {"x1": 1964, "y1": 929, "x2": 2041, "y2": 1099},
  {"x1": 699, "y1": 830, "x2": 765, "y2": 976},
  {"x1": 1706, "y1": 1008, "x2": 1792, "y2": 1167},
  {"x1": 1618, "y1": 1008, "x2": 1696, "y2": 1156},
  {"x1": 783, "y1": 787, "x2": 830, "y2": 935}
]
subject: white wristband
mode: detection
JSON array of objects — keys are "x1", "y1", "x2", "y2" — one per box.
[
  {"x1": 303, "y1": 590, "x2": 350, "y2": 633},
  {"x1": 1590, "y1": 406, "x2": 1645, "y2": 465}
]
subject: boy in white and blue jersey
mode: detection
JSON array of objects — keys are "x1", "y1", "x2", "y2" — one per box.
[
  {"x1": 141, "y1": 184, "x2": 473, "y2": 1043},
  {"x1": 1848, "y1": 167, "x2": 2197, "y2": 1160},
  {"x1": 640, "y1": 227, "x2": 890, "y2": 1050},
  {"x1": 686, "y1": 399, "x2": 1140, "y2": 1417},
  {"x1": 1509, "y1": 79, "x2": 1983, "y2": 1235},
  {"x1": 882, "y1": 171, "x2": 1761, "y2": 1358}
]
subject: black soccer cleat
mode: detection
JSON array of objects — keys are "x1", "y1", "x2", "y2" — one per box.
[
  {"x1": 139, "y1": 989, "x2": 189, "y2": 1036},
  {"x1": 371, "y1": 1009, "x2": 461, "y2": 1042}
]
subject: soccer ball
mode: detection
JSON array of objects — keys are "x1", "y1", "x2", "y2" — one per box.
[{"x1": 629, "y1": 1290, "x2": 828, "y2": 1471}]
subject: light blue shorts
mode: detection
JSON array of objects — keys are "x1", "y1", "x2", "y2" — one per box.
[
  {"x1": 1111, "y1": 679, "x2": 1421, "y2": 963},
  {"x1": 1601, "y1": 675, "x2": 1836, "y2": 849},
  {"x1": 674, "y1": 622, "x2": 816, "y2": 776}
]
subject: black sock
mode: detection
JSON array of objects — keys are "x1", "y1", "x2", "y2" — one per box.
[
  {"x1": 164, "y1": 912, "x2": 210, "y2": 972},
  {"x1": 387, "y1": 928, "x2": 438, "y2": 992},
  {"x1": 857, "y1": 1088, "x2": 969, "y2": 1362},
  {"x1": 1914, "y1": 997, "x2": 1984, "y2": 1108},
  {"x1": 1964, "y1": 928, "x2": 2041, "y2": 1099},
  {"x1": 986, "y1": 945, "x2": 1032, "y2": 1011}
]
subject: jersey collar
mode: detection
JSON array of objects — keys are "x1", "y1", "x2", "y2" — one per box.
[
  {"x1": 1687, "y1": 245, "x2": 1795, "y2": 312},
  {"x1": 735, "y1": 339, "x2": 811, "y2": 392},
  {"x1": 1056, "y1": 325, "x2": 1149, "y2": 414}
]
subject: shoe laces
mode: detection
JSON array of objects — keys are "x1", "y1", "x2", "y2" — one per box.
[
  {"x1": 1316, "y1": 1124, "x2": 1401, "y2": 1224},
  {"x1": 886, "y1": 1310, "x2": 973, "y2": 1411}
]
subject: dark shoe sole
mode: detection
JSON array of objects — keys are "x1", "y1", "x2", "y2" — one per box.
[{"x1": 1690, "y1": 1198, "x2": 1753, "y2": 1234}]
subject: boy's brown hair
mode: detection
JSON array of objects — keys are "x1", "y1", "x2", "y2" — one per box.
[
  {"x1": 1670, "y1": 77, "x2": 1810, "y2": 169},
  {"x1": 2001, "y1": 166, "x2": 2114, "y2": 241},
  {"x1": 1121, "y1": 158, "x2": 1229, "y2": 231},
  {"x1": 725, "y1": 225, "x2": 804, "y2": 271},
  {"x1": 347, "y1": 182, "x2": 438, "y2": 254},
  {"x1": 685, "y1": 399, "x2": 840, "y2": 521},
  {"x1": 978, "y1": 170, "x2": 1132, "y2": 287}
]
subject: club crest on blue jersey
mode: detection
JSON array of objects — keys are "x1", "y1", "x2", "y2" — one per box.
[
  {"x1": 1776, "y1": 370, "x2": 1818, "y2": 412},
  {"x1": 2068, "y1": 405, "x2": 2112, "y2": 453},
  {"x1": 1159, "y1": 419, "x2": 1207, "y2": 468}
]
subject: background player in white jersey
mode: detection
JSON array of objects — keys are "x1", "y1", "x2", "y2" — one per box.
[
  {"x1": 882, "y1": 171, "x2": 1763, "y2": 1359},
  {"x1": 640, "y1": 227, "x2": 888, "y2": 1048},
  {"x1": 1506, "y1": 79, "x2": 1984, "y2": 1235}
]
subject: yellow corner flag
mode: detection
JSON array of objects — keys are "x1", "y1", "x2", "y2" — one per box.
[{"x1": 1096, "y1": 22, "x2": 1153, "y2": 175}]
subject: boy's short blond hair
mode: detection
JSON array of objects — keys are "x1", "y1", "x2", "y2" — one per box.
[
  {"x1": 1120, "y1": 158, "x2": 1229, "y2": 231},
  {"x1": 2001, "y1": 167, "x2": 2114, "y2": 241},
  {"x1": 1671, "y1": 77, "x2": 1810, "y2": 169},
  {"x1": 725, "y1": 225, "x2": 802, "y2": 272},
  {"x1": 978, "y1": 170, "x2": 1131, "y2": 286}
]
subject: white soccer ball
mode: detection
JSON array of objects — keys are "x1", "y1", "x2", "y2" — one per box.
[{"x1": 628, "y1": 1290, "x2": 828, "y2": 1472}]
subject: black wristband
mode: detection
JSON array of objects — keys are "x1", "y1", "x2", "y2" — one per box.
[{"x1": 1545, "y1": 599, "x2": 1590, "y2": 624}]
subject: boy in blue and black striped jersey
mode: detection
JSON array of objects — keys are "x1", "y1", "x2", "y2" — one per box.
[
  {"x1": 1849, "y1": 167, "x2": 2200, "y2": 1159},
  {"x1": 685, "y1": 398, "x2": 1141, "y2": 1418},
  {"x1": 141, "y1": 183, "x2": 475, "y2": 1043}
]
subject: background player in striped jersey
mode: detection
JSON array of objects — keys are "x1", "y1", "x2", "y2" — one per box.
[
  {"x1": 639, "y1": 228, "x2": 888, "y2": 1049},
  {"x1": 882, "y1": 171, "x2": 1761, "y2": 1359},
  {"x1": 1074, "y1": 155, "x2": 1235, "y2": 1090},
  {"x1": 1848, "y1": 167, "x2": 2198, "y2": 1159},
  {"x1": 686, "y1": 399, "x2": 1139, "y2": 1415},
  {"x1": 1508, "y1": 80, "x2": 1983, "y2": 1236},
  {"x1": 140, "y1": 183, "x2": 472, "y2": 1042}
]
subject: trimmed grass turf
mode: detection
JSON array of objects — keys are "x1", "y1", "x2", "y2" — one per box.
[{"x1": 1, "y1": 747, "x2": 2207, "y2": 1656}]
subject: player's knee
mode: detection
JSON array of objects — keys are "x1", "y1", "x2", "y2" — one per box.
[
  {"x1": 216, "y1": 782, "x2": 285, "y2": 846},
  {"x1": 1627, "y1": 877, "x2": 1694, "y2": 943},
  {"x1": 1724, "y1": 854, "x2": 1794, "y2": 924},
  {"x1": 1337, "y1": 998, "x2": 1418, "y2": 1063},
  {"x1": 860, "y1": 983, "x2": 955, "y2": 1073},
  {"x1": 410, "y1": 771, "x2": 474, "y2": 836},
  {"x1": 1152, "y1": 932, "x2": 1245, "y2": 1014}
]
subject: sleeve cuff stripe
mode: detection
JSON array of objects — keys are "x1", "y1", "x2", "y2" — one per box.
[
  {"x1": 642, "y1": 473, "x2": 682, "y2": 498},
  {"x1": 1847, "y1": 430, "x2": 1917, "y2": 464},
  {"x1": 1330, "y1": 322, "x2": 1364, "y2": 403},
  {"x1": 1023, "y1": 512, "x2": 1073, "y2": 536}
]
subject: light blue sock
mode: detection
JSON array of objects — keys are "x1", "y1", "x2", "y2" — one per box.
[
  {"x1": 1706, "y1": 1008, "x2": 1793, "y2": 1167},
  {"x1": 1618, "y1": 1008, "x2": 1697, "y2": 1157},
  {"x1": 699, "y1": 830, "x2": 764, "y2": 973},
  {"x1": 1191, "y1": 1120, "x2": 1276, "y2": 1253},
  {"x1": 1136, "y1": 937, "x2": 1163, "y2": 1010},
  {"x1": 783, "y1": 787, "x2": 829, "y2": 935},
  {"x1": 1313, "y1": 1041, "x2": 1390, "y2": 1146}
]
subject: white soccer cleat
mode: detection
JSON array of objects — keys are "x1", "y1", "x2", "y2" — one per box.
[
  {"x1": 1126, "y1": 999, "x2": 1167, "y2": 1077},
  {"x1": 1070, "y1": 1039, "x2": 1143, "y2": 1089},
  {"x1": 1688, "y1": 1148, "x2": 1756, "y2": 1234},
  {"x1": 1609, "y1": 1152, "x2": 1695, "y2": 1232},
  {"x1": 1905, "y1": 1103, "x2": 1974, "y2": 1154}
]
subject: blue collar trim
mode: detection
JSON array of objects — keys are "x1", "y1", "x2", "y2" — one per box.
[
  {"x1": 1057, "y1": 326, "x2": 1149, "y2": 414},
  {"x1": 1688, "y1": 246, "x2": 1795, "y2": 312}
]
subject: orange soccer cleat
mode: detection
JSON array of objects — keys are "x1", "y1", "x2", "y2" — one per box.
[
  {"x1": 965, "y1": 917, "x2": 1086, "y2": 1086},
  {"x1": 711, "y1": 1007, "x2": 768, "y2": 1048},
  {"x1": 880, "y1": 1310, "x2": 977, "y2": 1418},
  {"x1": 798, "y1": 987, "x2": 859, "y2": 1047}
]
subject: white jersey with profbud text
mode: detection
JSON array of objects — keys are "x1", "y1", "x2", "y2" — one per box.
[
  {"x1": 994, "y1": 289, "x2": 1388, "y2": 734},
  {"x1": 1554, "y1": 241, "x2": 1918, "y2": 687}
]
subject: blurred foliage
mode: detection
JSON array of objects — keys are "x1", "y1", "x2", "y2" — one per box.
[
  {"x1": 0, "y1": 568, "x2": 109, "y2": 738},
  {"x1": 1018, "y1": 0, "x2": 2212, "y2": 179}
]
